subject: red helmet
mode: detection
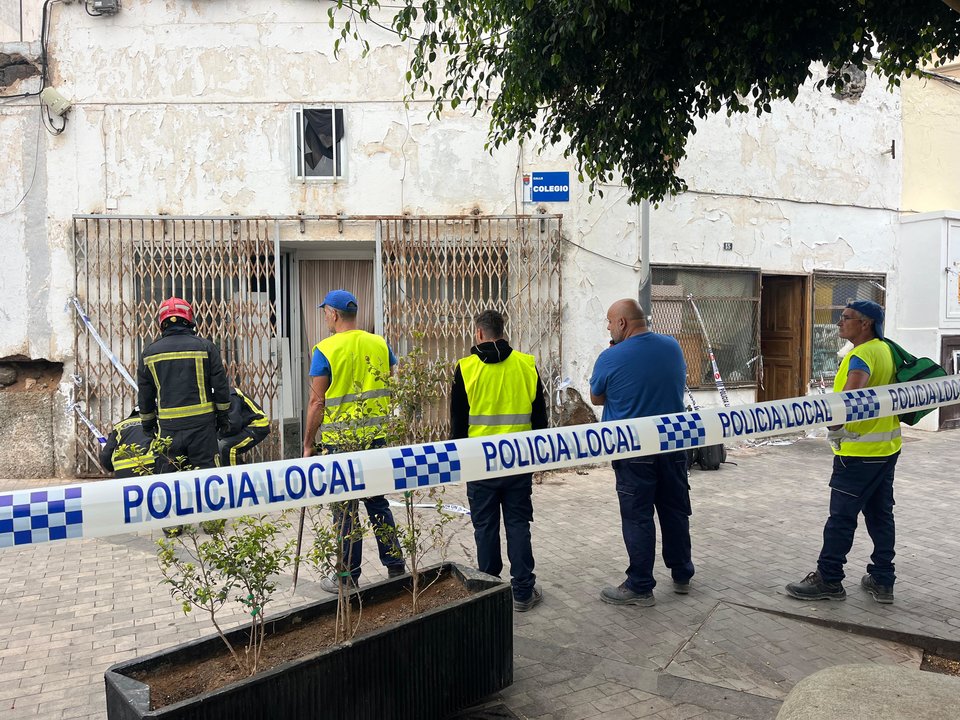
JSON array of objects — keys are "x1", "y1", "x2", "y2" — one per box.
[{"x1": 158, "y1": 297, "x2": 194, "y2": 326}]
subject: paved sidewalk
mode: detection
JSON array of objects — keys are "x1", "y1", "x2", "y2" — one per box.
[{"x1": 2, "y1": 428, "x2": 959, "y2": 719}]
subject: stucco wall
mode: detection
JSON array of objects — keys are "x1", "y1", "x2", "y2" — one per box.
[
  {"x1": 901, "y1": 73, "x2": 960, "y2": 214},
  {"x1": 0, "y1": 0, "x2": 923, "y2": 476}
]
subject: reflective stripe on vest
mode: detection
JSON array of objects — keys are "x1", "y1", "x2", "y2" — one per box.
[
  {"x1": 469, "y1": 413, "x2": 534, "y2": 426},
  {"x1": 459, "y1": 350, "x2": 538, "y2": 438},
  {"x1": 315, "y1": 330, "x2": 391, "y2": 446},
  {"x1": 113, "y1": 454, "x2": 156, "y2": 471},
  {"x1": 843, "y1": 428, "x2": 902, "y2": 445},
  {"x1": 833, "y1": 338, "x2": 902, "y2": 457},
  {"x1": 236, "y1": 388, "x2": 270, "y2": 428},
  {"x1": 158, "y1": 401, "x2": 214, "y2": 420}
]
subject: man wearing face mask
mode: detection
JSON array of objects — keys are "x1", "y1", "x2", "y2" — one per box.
[{"x1": 590, "y1": 299, "x2": 693, "y2": 607}]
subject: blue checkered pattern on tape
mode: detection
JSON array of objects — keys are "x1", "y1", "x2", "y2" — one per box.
[
  {"x1": 655, "y1": 413, "x2": 706, "y2": 452},
  {"x1": 843, "y1": 389, "x2": 881, "y2": 423},
  {"x1": 391, "y1": 442, "x2": 462, "y2": 490},
  {"x1": 0, "y1": 487, "x2": 83, "y2": 548}
]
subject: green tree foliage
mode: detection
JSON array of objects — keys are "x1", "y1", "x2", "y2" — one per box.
[{"x1": 331, "y1": 0, "x2": 960, "y2": 202}]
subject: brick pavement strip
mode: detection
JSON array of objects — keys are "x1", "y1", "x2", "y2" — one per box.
[{"x1": 1, "y1": 428, "x2": 959, "y2": 719}]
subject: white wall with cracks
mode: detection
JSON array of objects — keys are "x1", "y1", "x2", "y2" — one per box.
[{"x1": 0, "y1": 0, "x2": 928, "y2": 476}]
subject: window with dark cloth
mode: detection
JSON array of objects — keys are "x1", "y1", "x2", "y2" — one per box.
[{"x1": 295, "y1": 108, "x2": 344, "y2": 178}]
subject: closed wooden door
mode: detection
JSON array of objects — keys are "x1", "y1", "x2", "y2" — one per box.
[{"x1": 758, "y1": 276, "x2": 806, "y2": 402}]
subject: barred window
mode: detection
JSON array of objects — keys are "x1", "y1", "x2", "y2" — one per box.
[
  {"x1": 811, "y1": 272, "x2": 885, "y2": 381},
  {"x1": 651, "y1": 267, "x2": 761, "y2": 388}
]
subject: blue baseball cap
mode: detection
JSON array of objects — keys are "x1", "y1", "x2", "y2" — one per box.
[
  {"x1": 319, "y1": 289, "x2": 358, "y2": 312},
  {"x1": 847, "y1": 300, "x2": 884, "y2": 339}
]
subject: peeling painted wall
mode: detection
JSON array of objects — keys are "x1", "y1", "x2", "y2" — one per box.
[
  {"x1": 0, "y1": 0, "x2": 929, "y2": 475},
  {"x1": 901, "y1": 73, "x2": 960, "y2": 214}
]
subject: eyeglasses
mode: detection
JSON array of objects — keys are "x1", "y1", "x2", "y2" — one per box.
[{"x1": 838, "y1": 314, "x2": 859, "y2": 323}]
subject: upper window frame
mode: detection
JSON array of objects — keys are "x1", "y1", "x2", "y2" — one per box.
[{"x1": 291, "y1": 105, "x2": 347, "y2": 183}]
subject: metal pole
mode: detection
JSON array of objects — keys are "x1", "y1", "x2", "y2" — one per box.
[
  {"x1": 638, "y1": 199, "x2": 652, "y2": 328},
  {"x1": 273, "y1": 220, "x2": 284, "y2": 461}
]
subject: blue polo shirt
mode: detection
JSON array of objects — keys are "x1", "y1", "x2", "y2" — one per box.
[{"x1": 589, "y1": 332, "x2": 686, "y2": 422}]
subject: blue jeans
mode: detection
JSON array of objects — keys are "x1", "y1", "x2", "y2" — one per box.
[
  {"x1": 817, "y1": 452, "x2": 899, "y2": 587},
  {"x1": 333, "y1": 496, "x2": 405, "y2": 581},
  {"x1": 467, "y1": 474, "x2": 536, "y2": 601},
  {"x1": 613, "y1": 451, "x2": 694, "y2": 594}
]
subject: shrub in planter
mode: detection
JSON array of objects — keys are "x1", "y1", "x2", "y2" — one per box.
[{"x1": 105, "y1": 563, "x2": 512, "y2": 720}]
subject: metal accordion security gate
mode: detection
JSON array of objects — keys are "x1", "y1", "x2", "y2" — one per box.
[
  {"x1": 72, "y1": 216, "x2": 281, "y2": 477},
  {"x1": 379, "y1": 215, "x2": 563, "y2": 437},
  {"x1": 72, "y1": 213, "x2": 561, "y2": 475}
]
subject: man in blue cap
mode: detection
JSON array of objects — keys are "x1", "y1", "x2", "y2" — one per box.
[
  {"x1": 786, "y1": 299, "x2": 900, "y2": 604},
  {"x1": 302, "y1": 289, "x2": 405, "y2": 592}
]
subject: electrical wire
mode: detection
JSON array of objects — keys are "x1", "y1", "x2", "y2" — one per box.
[
  {"x1": 0, "y1": 103, "x2": 43, "y2": 216},
  {"x1": 561, "y1": 236, "x2": 640, "y2": 270}
]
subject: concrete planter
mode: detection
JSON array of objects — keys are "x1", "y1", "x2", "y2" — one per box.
[{"x1": 105, "y1": 563, "x2": 513, "y2": 720}]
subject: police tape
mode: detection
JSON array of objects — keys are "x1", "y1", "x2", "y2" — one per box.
[
  {"x1": 387, "y1": 499, "x2": 471, "y2": 515},
  {"x1": 2, "y1": 374, "x2": 959, "y2": 550},
  {"x1": 68, "y1": 296, "x2": 138, "y2": 392}
]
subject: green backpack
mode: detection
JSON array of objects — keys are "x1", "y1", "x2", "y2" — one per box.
[{"x1": 882, "y1": 338, "x2": 948, "y2": 425}]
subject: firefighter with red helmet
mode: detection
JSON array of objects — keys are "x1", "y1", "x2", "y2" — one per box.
[{"x1": 137, "y1": 297, "x2": 232, "y2": 474}]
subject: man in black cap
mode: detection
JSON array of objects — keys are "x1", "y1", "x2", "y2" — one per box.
[{"x1": 786, "y1": 300, "x2": 901, "y2": 604}]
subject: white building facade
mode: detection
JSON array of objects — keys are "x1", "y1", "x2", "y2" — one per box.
[{"x1": 0, "y1": 0, "x2": 955, "y2": 477}]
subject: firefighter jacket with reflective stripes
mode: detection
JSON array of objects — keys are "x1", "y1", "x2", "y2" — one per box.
[
  {"x1": 451, "y1": 339, "x2": 548, "y2": 439},
  {"x1": 314, "y1": 329, "x2": 391, "y2": 447},
  {"x1": 99, "y1": 415, "x2": 156, "y2": 479},
  {"x1": 228, "y1": 388, "x2": 270, "y2": 433},
  {"x1": 833, "y1": 337, "x2": 902, "y2": 457},
  {"x1": 137, "y1": 323, "x2": 231, "y2": 431}
]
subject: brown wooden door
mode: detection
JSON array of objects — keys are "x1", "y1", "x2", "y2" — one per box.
[
  {"x1": 940, "y1": 336, "x2": 960, "y2": 430},
  {"x1": 758, "y1": 276, "x2": 806, "y2": 402}
]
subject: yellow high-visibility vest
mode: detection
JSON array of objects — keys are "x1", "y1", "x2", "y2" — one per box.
[
  {"x1": 314, "y1": 330, "x2": 391, "y2": 447},
  {"x1": 458, "y1": 351, "x2": 538, "y2": 437},
  {"x1": 834, "y1": 338, "x2": 901, "y2": 457}
]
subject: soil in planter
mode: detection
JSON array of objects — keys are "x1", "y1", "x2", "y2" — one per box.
[
  {"x1": 921, "y1": 650, "x2": 960, "y2": 677},
  {"x1": 133, "y1": 575, "x2": 473, "y2": 710}
]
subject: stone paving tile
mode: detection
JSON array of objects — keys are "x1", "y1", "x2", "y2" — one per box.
[
  {"x1": 2, "y1": 428, "x2": 959, "y2": 719},
  {"x1": 663, "y1": 602, "x2": 922, "y2": 700}
]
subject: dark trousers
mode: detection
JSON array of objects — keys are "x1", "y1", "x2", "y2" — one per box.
[
  {"x1": 219, "y1": 426, "x2": 269, "y2": 466},
  {"x1": 156, "y1": 422, "x2": 219, "y2": 473},
  {"x1": 467, "y1": 473, "x2": 536, "y2": 601},
  {"x1": 613, "y1": 451, "x2": 694, "y2": 594},
  {"x1": 334, "y1": 497, "x2": 404, "y2": 580},
  {"x1": 817, "y1": 452, "x2": 899, "y2": 586},
  {"x1": 322, "y1": 441, "x2": 403, "y2": 581}
]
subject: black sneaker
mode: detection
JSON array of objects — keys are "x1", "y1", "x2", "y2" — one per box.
[
  {"x1": 387, "y1": 564, "x2": 406, "y2": 579},
  {"x1": 514, "y1": 586, "x2": 543, "y2": 612},
  {"x1": 600, "y1": 583, "x2": 656, "y2": 606},
  {"x1": 673, "y1": 579, "x2": 691, "y2": 595},
  {"x1": 861, "y1": 574, "x2": 894, "y2": 604},
  {"x1": 785, "y1": 571, "x2": 846, "y2": 601}
]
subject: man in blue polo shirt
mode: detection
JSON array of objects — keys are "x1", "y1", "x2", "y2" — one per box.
[{"x1": 590, "y1": 298, "x2": 694, "y2": 606}]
